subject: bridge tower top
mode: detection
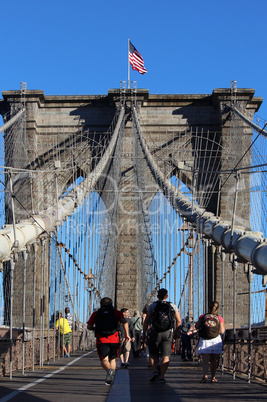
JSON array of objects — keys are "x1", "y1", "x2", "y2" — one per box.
[{"x1": 0, "y1": 87, "x2": 263, "y2": 111}]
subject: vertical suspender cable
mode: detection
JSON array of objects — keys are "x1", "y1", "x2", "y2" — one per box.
[
  {"x1": 159, "y1": 192, "x2": 161, "y2": 290},
  {"x1": 63, "y1": 224, "x2": 66, "y2": 348},
  {"x1": 221, "y1": 251, "x2": 225, "y2": 375},
  {"x1": 40, "y1": 238, "x2": 44, "y2": 368},
  {"x1": 182, "y1": 227, "x2": 185, "y2": 317},
  {"x1": 9, "y1": 257, "x2": 15, "y2": 380},
  {"x1": 169, "y1": 208, "x2": 171, "y2": 296},
  {"x1": 22, "y1": 250, "x2": 27, "y2": 375},
  {"x1": 82, "y1": 197, "x2": 86, "y2": 337},
  {"x1": 232, "y1": 260, "x2": 237, "y2": 380},
  {"x1": 78, "y1": 203, "x2": 83, "y2": 347},
  {"x1": 82, "y1": 200, "x2": 86, "y2": 351},
  {"x1": 192, "y1": 233, "x2": 196, "y2": 356},
  {"x1": 73, "y1": 211, "x2": 77, "y2": 350},
  {"x1": 164, "y1": 133, "x2": 167, "y2": 290},
  {"x1": 229, "y1": 174, "x2": 239, "y2": 381},
  {"x1": 180, "y1": 223, "x2": 183, "y2": 314},
  {"x1": 47, "y1": 238, "x2": 51, "y2": 365},
  {"x1": 76, "y1": 209, "x2": 80, "y2": 348},
  {"x1": 43, "y1": 239, "x2": 47, "y2": 366},
  {"x1": 32, "y1": 243, "x2": 37, "y2": 371},
  {"x1": 68, "y1": 215, "x2": 75, "y2": 354},
  {"x1": 82, "y1": 196, "x2": 89, "y2": 350},
  {"x1": 197, "y1": 236, "x2": 200, "y2": 319},
  {"x1": 159, "y1": 133, "x2": 162, "y2": 286},
  {"x1": 77, "y1": 207, "x2": 81, "y2": 347},
  {"x1": 205, "y1": 240, "x2": 209, "y2": 312},
  {"x1": 9, "y1": 170, "x2": 18, "y2": 376},
  {"x1": 202, "y1": 238, "x2": 208, "y2": 312},
  {"x1": 173, "y1": 209, "x2": 176, "y2": 305},
  {"x1": 55, "y1": 168, "x2": 61, "y2": 355},
  {"x1": 54, "y1": 230, "x2": 58, "y2": 361},
  {"x1": 59, "y1": 228, "x2": 64, "y2": 352},
  {"x1": 40, "y1": 238, "x2": 46, "y2": 368},
  {"x1": 156, "y1": 192, "x2": 159, "y2": 288},
  {"x1": 89, "y1": 192, "x2": 93, "y2": 311},
  {"x1": 164, "y1": 197, "x2": 166, "y2": 289},
  {"x1": 165, "y1": 160, "x2": 168, "y2": 290},
  {"x1": 247, "y1": 265, "x2": 253, "y2": 384},
  {"x1": 174, "y1": 176, "x2": 177, "y2": 305},
  {"x1": 174, "y1": 204, "x2": 177, "y2": 304},
  {"x1": 211, "y1": 245, "x2": 215, "y2": 301}
]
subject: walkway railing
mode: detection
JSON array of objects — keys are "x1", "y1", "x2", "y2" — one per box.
[
  {"x1": 0, "y1": 325, "x2": 94, "y2": 377},
  {"x1": 223, "y1": 326, "x2": 267, "y2": 383}
]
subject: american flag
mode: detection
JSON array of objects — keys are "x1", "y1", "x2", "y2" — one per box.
[{"x1": 129, "y1": 41, "x2": 147, "y2": 75}]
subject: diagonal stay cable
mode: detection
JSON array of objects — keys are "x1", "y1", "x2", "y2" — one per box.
[{"x1": 221, "y1": 122, "x2": 267, "y2": 189}]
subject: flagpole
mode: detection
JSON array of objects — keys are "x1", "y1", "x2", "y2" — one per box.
[{"x1": 128, "y1": 37, "x2": 130, "y2": 89}]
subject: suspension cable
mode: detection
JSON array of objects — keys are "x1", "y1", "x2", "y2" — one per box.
[{"x1": 0, "y1": 108, "x2": 25, "y2": 134}]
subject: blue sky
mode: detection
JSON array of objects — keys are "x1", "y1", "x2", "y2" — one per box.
[{"x1": 1, "y1": 0, "x2": 267, "y2": 120}]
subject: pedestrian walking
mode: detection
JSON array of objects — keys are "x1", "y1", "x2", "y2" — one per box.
[
  {"x1": 87, "y1": 297, "x2": 130, "y2": 386},
  {"x1": 131, "y1": 310, "x2": 143, "y2": 357},
  {"x1": 181, "y1": 315, "x2": 194, "y2": 361},
  {"x1": 55, "y1": 312, "x2": 72, "y2": 357},
  {"x1": 142, "y1": 288, "x2": 182, "y2": 384},
  {"x1": 118, "y1": 308, "x2": 135, "y2": 367},
  {"x1": 195, "y1": 301, "x2": 225, "y2": 383}
]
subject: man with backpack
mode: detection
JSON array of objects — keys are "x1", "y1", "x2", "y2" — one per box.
[
  {"x1": 142, "y1": 288, "x2": 181, "y2": 384},
  {"x1": 87, "y1": 297, "x2": 130, "y2": 386},
  {"x1": 180, "y1": 315, "x2": 194, "y2": 361}
]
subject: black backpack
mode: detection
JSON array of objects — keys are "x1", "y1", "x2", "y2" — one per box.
[
  {"x1": 181, "y1": 321, "x2": 193, "y2": 334},
  {"x1": 152, "y1": 301, "x2": 175, "y2": 332},
  {"x1": 95, "y1": 305, "x2": 118, "y2": 337},
  {"x1": 199, "y1": 314, "x2": 220, "y2": 340}
]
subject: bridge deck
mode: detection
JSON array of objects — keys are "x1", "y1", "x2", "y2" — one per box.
[{"x1": 0, "y1": 350, "x2": 266, "y2": 402}]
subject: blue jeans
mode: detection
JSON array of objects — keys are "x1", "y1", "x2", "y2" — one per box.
[{"x1": 181, "y1": 333, "x2": 192, "y2": 359}]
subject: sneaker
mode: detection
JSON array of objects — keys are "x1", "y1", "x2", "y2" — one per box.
[
  {"x1": 149, "y1": 371, "x2": 159, "y2": 382},
  {"x1": 124, "y1": 362, "x2": 129, "y2": 368},
  {"x1": 120, "y1": 363, "x2": 125, "y2": 368},
  {"x1": 105, "y1": 369, "x2": 115, "y2": 386},
  {"x1": 158, "y1": 378, "x2": 166, "y2": 384}
]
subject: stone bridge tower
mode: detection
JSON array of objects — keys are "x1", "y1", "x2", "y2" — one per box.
[{"x1": 0, "y1": 87, "x2": 263, "y2": 326}]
